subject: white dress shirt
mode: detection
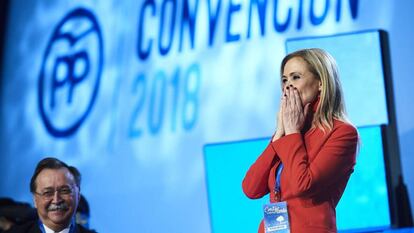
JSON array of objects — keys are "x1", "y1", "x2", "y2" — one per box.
[{"x1": 43, "y1": 224, "x2": 71, "y2": 233}]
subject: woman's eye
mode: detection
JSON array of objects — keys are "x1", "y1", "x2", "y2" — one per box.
[
  {"x1": 293, "y1": 75, "x2": 300, "y2": 80},
  {"x1": 281, "y1": 79, "x2": 287, "y2": 83}
]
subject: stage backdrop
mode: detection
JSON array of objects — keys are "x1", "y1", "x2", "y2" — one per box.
[{"x1": 1, "y1": 1, "x2": 414, "y2": 233}]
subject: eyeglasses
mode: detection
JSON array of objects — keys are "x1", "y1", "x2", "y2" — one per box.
[{"x1": 35, "y1": 186, "x2": 74, "y2": 200}]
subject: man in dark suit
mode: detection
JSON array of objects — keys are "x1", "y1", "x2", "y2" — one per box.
[
  {"x1": 6, "y1": 158, "x2": 96, "y2": 233},
  {"x1": 0, "y1": 198, "x2": 36, "y2": 232}
]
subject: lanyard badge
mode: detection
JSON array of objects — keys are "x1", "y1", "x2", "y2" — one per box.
[
  {"x1": 263, "y1": 202, "x2": 290, "y2": 233},
  {"x1": 263, "y1": 163, "x2": 290, "y2": 233}
]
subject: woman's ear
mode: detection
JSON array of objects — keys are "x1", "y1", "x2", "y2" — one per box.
[{"x1": 318, "y1": 81, "x2": 322, "y2": 91}]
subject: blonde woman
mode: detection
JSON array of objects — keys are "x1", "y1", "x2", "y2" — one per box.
[{"x1": 243, "y1": 48, "x2": 358, "y2": 233}]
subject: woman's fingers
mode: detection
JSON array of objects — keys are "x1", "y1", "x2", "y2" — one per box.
[
  {"x1": 293, "y1": 87, "x2": 302, "y2": 111},
  {"x1": 278, "y1": 93, "x2": 285, "y2": 127},
  {"x1": 273, "y1": 95, "x2": 286, "y2": 141},
  {"x1": 287, "y1": 86, "x2": 295, "y2": 111},
  {"x1": 282, "y1": 85, "x2": 308, "y2": 134},
  {"x1": 287, "y1": 85, "x2": 300, "y2": 114}
]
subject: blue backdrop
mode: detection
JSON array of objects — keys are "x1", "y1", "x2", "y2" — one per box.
[{"x1": 1, "y1": 1, "x2": 414, "y2": 233}]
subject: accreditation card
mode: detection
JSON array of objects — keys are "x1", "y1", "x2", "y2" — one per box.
[{"x1": 263, "y1": 201, "x2": 290, "y2": 233}]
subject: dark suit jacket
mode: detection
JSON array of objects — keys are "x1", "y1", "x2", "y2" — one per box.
[{"x1": 5, "y1": 221, "x2": 97, "y2": 233}]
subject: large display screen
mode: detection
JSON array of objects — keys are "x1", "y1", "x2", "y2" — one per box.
[
  {"x1": 286, "y1": 31, "x2": 388, "y2": 127},
  {"x1": 204, "y1": 126, "x2": 390, "y2": 232}
]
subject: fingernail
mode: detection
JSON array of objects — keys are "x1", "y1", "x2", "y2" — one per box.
[{"x1": 286, "y1": 86, "x2": 289, "y2": 89}]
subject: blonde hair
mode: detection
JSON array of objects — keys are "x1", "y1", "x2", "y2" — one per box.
[{"x1": 280, "y1": 48, "x2": 349, "y2": 131}]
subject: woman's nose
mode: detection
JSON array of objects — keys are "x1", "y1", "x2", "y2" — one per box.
[{"x1": 284, "y1": 83, "x2": 293, "y2": 91}]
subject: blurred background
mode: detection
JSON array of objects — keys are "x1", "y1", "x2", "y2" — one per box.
[{"x1": 0, "y1": 0, "x2": 413, "y2": 232}]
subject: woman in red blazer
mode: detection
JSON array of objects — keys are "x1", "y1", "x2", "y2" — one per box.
[{"x1": 242, "y1": 48, "x2": 358, "y2": 233}]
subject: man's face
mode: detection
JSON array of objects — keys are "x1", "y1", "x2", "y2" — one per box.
[{"x1": 33, "y1": 168, "x2": 79, "y2": 231}]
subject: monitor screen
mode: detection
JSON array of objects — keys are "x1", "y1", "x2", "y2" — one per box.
[{"x1": 204, "y1": 126, "x2": 390, "y2": 232}]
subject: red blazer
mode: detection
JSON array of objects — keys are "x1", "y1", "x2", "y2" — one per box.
[{"x1": 242, "y1": 120, "x2": 358, "y2": 233}]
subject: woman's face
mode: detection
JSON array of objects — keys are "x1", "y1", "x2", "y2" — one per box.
[{"x1": 282, "y1": 57, "x2": 321, "y2": 106}]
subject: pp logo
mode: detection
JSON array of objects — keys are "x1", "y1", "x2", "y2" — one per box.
[{"x1": 38, "y1": 8, "x2": 103, "y2": 137}]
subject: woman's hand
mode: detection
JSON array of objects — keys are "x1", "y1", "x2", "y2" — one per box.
[
  {"x1": 282, "y1": 85, "x2": 310, "y2": 135},
  {"x1": 272, "y1": 96, "x2": 285, "y2": 142}
]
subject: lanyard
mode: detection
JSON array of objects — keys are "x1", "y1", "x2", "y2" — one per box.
[
  {"x1": 38, "y1": 218, "x2": 76, "y2": 233},
  {"x1": 274, "y1": 163, "x2": 284, "y2": 198}
]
